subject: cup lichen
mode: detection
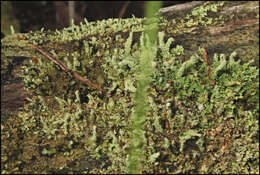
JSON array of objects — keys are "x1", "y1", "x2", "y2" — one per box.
[{"x1": 1, "y1": 3, "x2": 259, "y2": 173}]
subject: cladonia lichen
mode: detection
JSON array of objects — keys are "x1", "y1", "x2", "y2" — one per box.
[{"x1": 1, "y1": 2, "x2": 259, "y2": 174}]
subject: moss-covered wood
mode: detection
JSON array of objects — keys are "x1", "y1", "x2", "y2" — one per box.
[
  {"x1": 1, "y1": 1, "x2": 259, "y2": 174},
  {"x1": 2, "y1": 1, "x2": 259, "y2": 64}
]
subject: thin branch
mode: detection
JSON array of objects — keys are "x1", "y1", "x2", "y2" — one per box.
[
  {"x1": 202, "y1": 47, "x2": 215, "y2": 86},
  {"x1": 31, "y1": 44, "x2": 103, "y2": 92},
  {"x1": 118, "y1": 1, "x2": 130, "y2": 18},
  {"x1": 31, "y1": 45, "x2": 68, "y2": 71}
]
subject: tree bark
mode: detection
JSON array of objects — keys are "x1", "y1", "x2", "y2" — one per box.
[
  {"x1": 158, "y1": 1, "x2": 259, "y2": 66},
  {"x1": 1, "y1": 1, "x2": 259, "y2": 171},
  {"x1": 1, "y1": 1, "x2": 259, "y2": 78}
]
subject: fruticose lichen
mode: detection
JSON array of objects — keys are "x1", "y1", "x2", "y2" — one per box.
[{"x1": 1, "y1": 2, "x2": 259, "y2": 174}]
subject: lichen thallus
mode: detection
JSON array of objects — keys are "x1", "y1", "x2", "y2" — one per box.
[{"x1": 31, "y1": 44, "x2": 103, "y2": 92}]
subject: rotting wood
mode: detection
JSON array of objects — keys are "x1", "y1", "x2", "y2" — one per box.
[{"x1": 2, "y1": 1, "x2": 258, "y2": 67}]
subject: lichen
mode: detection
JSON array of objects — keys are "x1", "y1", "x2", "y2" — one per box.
[{"x1": 1, "y1": 3, "x2": 259, "y2": 174}]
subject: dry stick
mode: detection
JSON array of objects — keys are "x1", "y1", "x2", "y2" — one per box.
[
  {"x1": 118, "y1": 1, "x2": 130, "y2": 18},
  {"x1": 202, "y1": 47, "x2": 215, "y2": 86},
  {"x1": 31, "y1": 45, "x2": 68, "y2": 71},
  {"x1": 31, "y1": 44, "x2": 103, "y2": 92}
]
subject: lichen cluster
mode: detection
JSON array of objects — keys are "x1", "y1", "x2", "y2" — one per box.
[{"x1": 1, "y1": 2, "x2": 259, "y2": 173}]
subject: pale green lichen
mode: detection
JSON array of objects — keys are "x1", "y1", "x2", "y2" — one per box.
[
  {"x1": 177, "y1": 53, "x2": 200, "y2": 77},
  {"x1": 1, "y1": 2, "x2": 259, "y2": 174}
]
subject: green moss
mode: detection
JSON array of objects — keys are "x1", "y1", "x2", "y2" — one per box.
[
  {"x1": 1, "y1": 3, "x2": 259, "y2": 173},
  {"x1": 18, "y1": 27, "x2": 259, "y2": 173}
]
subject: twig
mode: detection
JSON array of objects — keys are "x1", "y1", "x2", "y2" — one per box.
[
  {"x1": 31, "y1": 44, "x2": 103, "y2": 92},
  {"x1": 164, "y1": 111, "x2": 171, "y2": 133},
  {"x1": 202, "y1": 47, "x2": 215, "y2": 86},
  {"x1": 31, "y1": 45, "x2": 68, "y2": 71},
  {"x1": 118, "y1": 1, "x2": 130, "y2": 18}
]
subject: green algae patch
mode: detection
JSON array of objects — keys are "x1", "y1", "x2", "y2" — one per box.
[{"x1": 1, "y1": 6, "x2": 259, "y2": 174}]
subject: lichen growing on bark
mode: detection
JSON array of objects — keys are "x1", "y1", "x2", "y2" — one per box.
[{"x1": 1, "y1": 1, "x2": 259, "y2": 174}]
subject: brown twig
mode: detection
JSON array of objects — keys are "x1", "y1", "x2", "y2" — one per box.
[
  {"x1": 118, "y1": 1, "x2": 130, "y2": 18},
  {"x1": 164, "y1": 111, "x2": 171, "y2": 133},
  {"x1": 202, "y1": 47, "x2": 215, "y2": 86},
  {"x1": 31, "y1": 45, "x2": 68, "y2": 71},
  {"x1": 31, "y1": 44, "x2": 103, "y2": 92}
]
